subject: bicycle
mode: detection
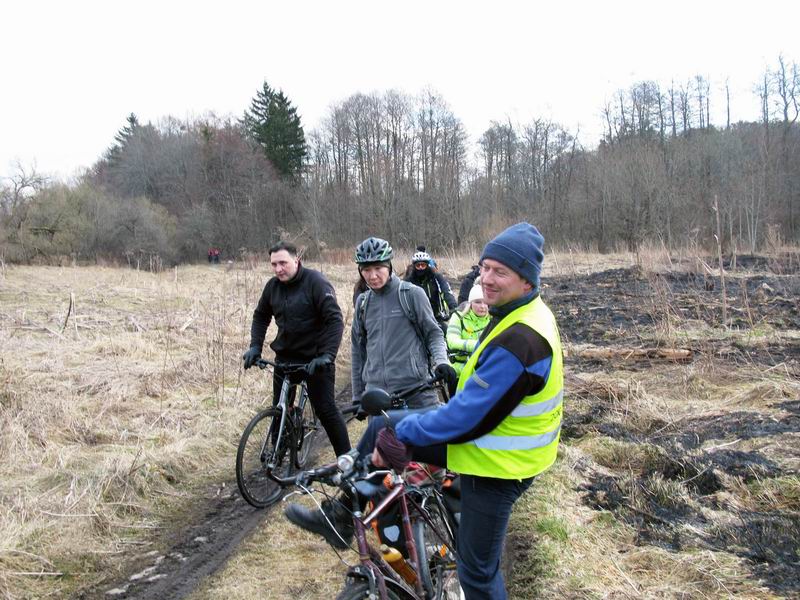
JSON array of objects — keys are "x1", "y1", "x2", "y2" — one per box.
[
  {"x1": 236, "y1": 358, "x2": 320, "y2": 508},
  {"x1": 278, "y1": 377, "x2": 463, "y2": 599}
]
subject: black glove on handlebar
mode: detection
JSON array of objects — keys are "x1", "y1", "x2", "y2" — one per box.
[
  {"x1": 306, "y1": 354, "x2": 332, "y2": 376},
  {"x1": 242, "y1": 346, "x2": 261, "y2": 369},
  {"x1": 434, "y1": 363, "x2": 458, "y2": 397}
]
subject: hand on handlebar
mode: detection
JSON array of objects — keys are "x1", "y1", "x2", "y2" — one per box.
[
  {"x1": 242, "y1": 346, "x2": 261, "y2": 369},
  {"x1": 306, "y1": 354, "x2": 332, "y2": 376},
  {"x1": 434, "y1": 363, "x2": 458, "y2": 396},
  {"x1": 374, "y1": 427, "x2": 411, "y2": 471}
]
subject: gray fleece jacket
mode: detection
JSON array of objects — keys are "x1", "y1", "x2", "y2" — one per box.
[{"x1": 351, "y1": 274, "x2": 449, "y2": 408}]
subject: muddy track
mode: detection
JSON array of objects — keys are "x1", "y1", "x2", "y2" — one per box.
[
  {"x1": 76, "y1": 389, "x2": 353, "y2": 600},
  {"x1": 78, "y1": 484, "x2": 280, "y2": 600}
]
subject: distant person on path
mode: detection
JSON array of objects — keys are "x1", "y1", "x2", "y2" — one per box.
[
  {"x1": 446, "y1": 284, "x2": 490, "y2": 375},
  {"x1": 242, "y1": 241, "x2": 350, "y2": 456},
  {"x1": 373, "y1": 222, "x2": 564, "y2": 599},
  {"x1": 457, "y1": 263, "x2": 481, "y2": 303},
  {"x1": 404, "y1": 245, "x2": 457, "y2": 333}
]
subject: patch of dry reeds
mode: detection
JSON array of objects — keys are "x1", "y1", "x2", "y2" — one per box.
[{"x1": 0, "y1": 262, "x2": 356, "y2": 599}]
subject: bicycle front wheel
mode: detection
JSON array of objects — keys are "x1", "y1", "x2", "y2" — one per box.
[
  {"x1": 335, "y1": 580, "x2": 407, "y2": 600},
  {"x1": 236, "y1": 408, "x2": 291, "y2": 508},
  {"x1": 294, "y1": 387, "x2": 319, "y2": 469},
  {"x1": 413, "y1": 498, "x2": 462, "y2": 599}
]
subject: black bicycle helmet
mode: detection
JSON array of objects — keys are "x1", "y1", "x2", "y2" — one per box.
[{"x1": 354, "y1": 237, "x2": 393, "y2": 264}]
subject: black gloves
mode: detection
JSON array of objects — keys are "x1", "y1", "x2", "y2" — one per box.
[
  {"x1": 307, "y1": 355, "x2": 332, "y2": 376},
  {"x1": 242, "y1": 346, "x2": 261, "y2": 369},
  {"x1": 434, "y1": 363, "x2": 458, "y2": 396}
]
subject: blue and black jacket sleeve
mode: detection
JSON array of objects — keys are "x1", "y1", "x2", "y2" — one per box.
[{"x1": 395, "y1": 321, "x2": 553, "y2": 447}]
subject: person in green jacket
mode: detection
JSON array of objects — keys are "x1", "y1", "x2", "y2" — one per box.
[{"x1": 446, "y1": 284, "x2": 490, "y2": 375}]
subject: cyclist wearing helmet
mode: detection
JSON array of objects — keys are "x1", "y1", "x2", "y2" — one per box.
[
  {"x1": 284, "y1": 236, "x2": 458, "y2": 548},
  {"x1": 405, "y1": 245, "x2": 457, "y2": 333},
  {"x1": 242, "y1": 241, "x2": 350, "y2": 456},
  {"x1": 351, "y1": 237, "x2": 455, "y2": 409}
]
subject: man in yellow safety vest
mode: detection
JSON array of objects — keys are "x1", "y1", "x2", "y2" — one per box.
[{"x1": 376, "y1": 222, "x2": 564, "y2": 599}]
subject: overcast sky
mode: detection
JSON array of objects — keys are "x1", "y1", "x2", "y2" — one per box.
[{"x1": 2, "y1": 0, "x2": 799, "y2": 181}]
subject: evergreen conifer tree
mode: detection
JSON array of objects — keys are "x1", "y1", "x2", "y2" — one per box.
[
  {"x1": 107, "y1": 113, "x2": 140, "y2": 166},
  {"x1": 242, "y1": 82, "x2": 306, "y2": 180}
]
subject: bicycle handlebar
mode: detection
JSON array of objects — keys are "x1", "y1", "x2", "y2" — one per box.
[
  {"x1": 390, "y1": 373, "x2": 444, "y2": 402},
  {"x1": 270, "y1": 449, "x2": 367, "y2": 488},
  {"x1": 255, "y1": 358, "x2": 311, "y2": 375}
]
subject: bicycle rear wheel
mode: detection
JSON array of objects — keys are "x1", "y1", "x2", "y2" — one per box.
[
  {"x1": 236, "y1": 408, "x2": 292, "y2": 508},
  {"x1": 413, "y1": 498, "x2": 462, "y2": 599},
  {"x1": 294, "y1": 387, "x2": 319, "y2": 469}
]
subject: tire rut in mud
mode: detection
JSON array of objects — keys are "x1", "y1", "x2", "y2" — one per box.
[{"x1": 77, "y1": 388, "x2": 353, "y2": 600}]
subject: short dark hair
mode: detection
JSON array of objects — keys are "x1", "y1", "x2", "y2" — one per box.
[{"x1": 269, "y1": 241, "x2": 298, "y2": 256}]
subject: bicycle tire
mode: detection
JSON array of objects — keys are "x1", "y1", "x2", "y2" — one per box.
[
  {"x1": 413, "y1": 498, "x2": 462, "y2": 600},
  {"x1": 235, "y1": 408, "x2": 292, "y2": 508},
  {"x1": 335, "y1": 580, "x2": 406, "y2": 600},
  {"x1": 294, "y1": 386, "x2": 318, "y2": 469}
]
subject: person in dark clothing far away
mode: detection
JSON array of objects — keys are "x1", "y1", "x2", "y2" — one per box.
[
  {"x1": 404, "y1": 245, "x2": 457, "y2": 332},
  {"x1": 458, "y1": 263, "x2": 481, "y2": 304},
  {"x1": 242, "y1": 241, "x2": 350, "y2": 456}
]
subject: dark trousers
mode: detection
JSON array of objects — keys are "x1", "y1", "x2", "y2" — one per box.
[
  {"x1": 408, "y1": 442, "x2": 534, "y2": 600},
  {"x1": 457, "y1": 474, "x2": 534, "y2": 599},
  {"x1": 273, "y1": 364, "x2": 351, "y2": 456}
]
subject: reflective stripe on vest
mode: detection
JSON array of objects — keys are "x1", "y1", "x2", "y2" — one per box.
[
  {"x1": 510, "y1": 389, "x2": 563, "y2": 418},
  {"x1": 447, "y1": 296, "x2": 563, "y2": 479},
  {"x1": 474, "y1": 426, "x2": 561, "y2": 451}
]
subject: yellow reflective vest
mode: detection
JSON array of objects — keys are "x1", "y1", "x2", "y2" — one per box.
[{"x1": 447, "y1": 296, "x2": 563, "y2": 479}]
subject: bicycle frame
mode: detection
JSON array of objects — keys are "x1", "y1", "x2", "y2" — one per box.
[
  {"x1": 344, "y1": 470, "x2": 457, "y2": 599},
  {"x1": 262, "y1": 373, "x2": 308, "y2": 472}
]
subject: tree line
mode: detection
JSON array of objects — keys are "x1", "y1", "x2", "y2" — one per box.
[{"x1": 1, "y1": 57, "x2": 798, "y2": 266}]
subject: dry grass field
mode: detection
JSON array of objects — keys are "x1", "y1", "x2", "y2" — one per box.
[{"x1": 1, "y1": 246, "x2": 798, "y2": 599}]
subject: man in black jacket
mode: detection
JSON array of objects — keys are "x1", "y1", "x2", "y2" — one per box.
[{"x1": 242, "y1": 241, "x2": 350, "y2": 455}]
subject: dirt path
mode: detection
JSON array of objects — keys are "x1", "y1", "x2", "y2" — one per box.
[
  {"x1": 79, "y1": 484, "x2": 277, "y2": 600},
  {"x1": 76, "y1": 390, "x2": 351, "y2": 600}
]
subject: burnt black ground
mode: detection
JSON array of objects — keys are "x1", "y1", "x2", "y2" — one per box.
[{"x1": 556, "y1": 260, "x2": 800, "y2": 595}]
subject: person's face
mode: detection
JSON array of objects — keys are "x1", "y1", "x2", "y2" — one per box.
[
  {"x1": 480, "y1": 258, "x2": 532, "y2": 307},
  {"x1": 270, "y1": 249, "x2": 300, "y2": 282},
  {"x1": 361, "y1": 264, "x2": 391, "y2": 290},
  {"x1": 470, "y1": 298, "x2": 488, "y2": 317},
  {"x1": 414, "y1": 261, "x2": 428, "y2": 271}
]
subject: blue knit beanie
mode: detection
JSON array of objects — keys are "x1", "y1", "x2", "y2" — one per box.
[{"x1": 479, "y1": 222, "x2": 544, "y2": 287}]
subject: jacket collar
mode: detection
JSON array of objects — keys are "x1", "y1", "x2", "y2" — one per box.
[
  {"x1": 282, "y1": 263, "x2": 305, "y2": 286},
  {"x1": 488, "y1": 289, "x2": 538, "y2": 319}
]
